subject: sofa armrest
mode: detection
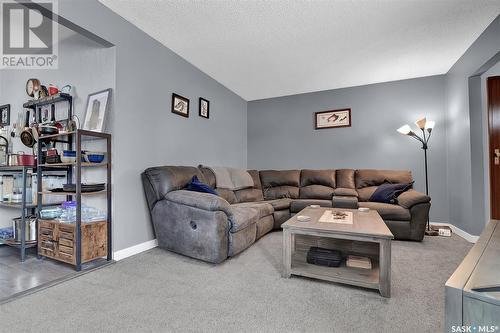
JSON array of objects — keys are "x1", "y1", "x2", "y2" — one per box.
[
  {"x1": 165, "y1": 190, "x2": 232, "y2": 216},
  {"x1": 398, "y1": 190, "x2": 431, "y2": 209},
  {"x1": 151, "y1": 199, "x2": 230, "y2": 263}
]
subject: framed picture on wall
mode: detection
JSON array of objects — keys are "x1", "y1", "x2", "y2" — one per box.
[
  {"x1": 199, "y1": 97, "x2": 209, "y2": 119},
  {"x1": 0, "y1": 104, "x2": 10, "y2": 126},
  {"x1": 314, "y1": 108, "x2": 351, "y2": 129},
  {"x1": 172, "y1": 93, "x2": 190, "y2": 118},
  {"x1": 83, "y1": 88, "x2": 112, "y2": 132}
]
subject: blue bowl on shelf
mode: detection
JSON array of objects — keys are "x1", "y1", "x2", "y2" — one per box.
[{"x1": 82, "y1": 151, "x2": 105, "y2": 163}]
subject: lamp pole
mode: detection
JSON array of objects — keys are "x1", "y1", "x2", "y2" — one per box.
[
  {"x1": 421, "y1": 129, "x2": 429, "y2": 196},
  {"x1": 397, "y1": 118, "x2": 437, "y2": 236}
]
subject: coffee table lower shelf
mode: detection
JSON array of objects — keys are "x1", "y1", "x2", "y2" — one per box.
[{"x1": 291, "y1": 255, "x2": 380, "y2": 290}]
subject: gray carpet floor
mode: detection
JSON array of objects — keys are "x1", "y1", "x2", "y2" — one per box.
[{"x1": 0, "y1": 231, "x2": 471, "y2": 333}]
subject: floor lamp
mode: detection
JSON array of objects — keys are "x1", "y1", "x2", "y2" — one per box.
[{"x1": 397, "y1": 117, "x2": 438, "y2": 236}]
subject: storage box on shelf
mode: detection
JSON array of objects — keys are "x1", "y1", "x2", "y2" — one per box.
[{"x1": 38, "y1": 219, "x2": 107, "y2": 265}]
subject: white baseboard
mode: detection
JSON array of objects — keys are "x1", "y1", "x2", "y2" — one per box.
[
  {"x1": 111, "y1": 223, "x2": 478, "y2": 260},
  {"x1": 113, "y1": 239, "x2": 158, "y2": 261},
  {"x1": 430, "y1": 222, "x2": 479, "y2": 243}
]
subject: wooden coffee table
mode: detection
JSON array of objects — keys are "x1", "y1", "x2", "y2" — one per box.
[{"x1": 281, "y1": 207, "x2": 394, "y2": 297}]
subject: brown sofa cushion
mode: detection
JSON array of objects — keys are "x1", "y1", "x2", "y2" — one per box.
[
  {"x1": 216, "y1": 188, "x2": 237, "y2": 204},
  {"x1": 336, "y1": 169, "x2": 355, "y2": 189},
  {"x1": 300, "y1": 185, "x2": 334, "y2": 200},
  {"x1": 231, "y1": 202, "x2": 274, "y2": 218},
  {"x1": 357, "y1": 186, "x2": 378, "y2": 202},
  {"x1": 234, "y1": 188, "x2": 264, "y2": 203},
  {"x1": 299, "y1": 169, "x2": 335, "y2": 200},
  {"x1": 265, "y1": 198, "x2": 292, "y2": 210},
  {"x1": 234, "y1": 170, "x2": 264, "y2": 202},
  {"x1": 260, "y1": 170, "x2": 300, "y2": 187},
  {"x1": 290, "y1": 199, "x2": 332, "y2": 213},
  {"x1": 355, "y1": 169, "x2": 413, "y2": 189},
  {"x1": 229, "y1": 206, "x2": 259, "y2": 232},
  {"x1": 233, "y1": 170, "x2": 264, "y2": 202},
  {"x1": 300, "y1": 169, "x2": 336, "y2": 187},
  {"x1": 333, "y1": 187, "x2": 358, "y2": 197},
  {"x1": 358, "y1": 202, "x2": 411, "y2": 221},
  {"x1": 260, "y1": 170, "x2": 300, "y2": 200},
  {"x1": 198, "y1": 165, "x2": 216, "y2": 188},
  {"x1": 247, "y1": 170, "x2": 262, "y2": 189},
  {"x1": 263, "y1": 186, "x2": 299, "y2": 200}
]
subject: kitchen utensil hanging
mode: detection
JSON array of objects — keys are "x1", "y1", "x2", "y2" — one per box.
[{"x1": 20, "y1": 110, "x2": 36, "y2": 148}]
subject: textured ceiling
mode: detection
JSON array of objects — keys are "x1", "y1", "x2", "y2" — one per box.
[{"x1": 99, "y1": 0, "x2": 500, "y2": 101}]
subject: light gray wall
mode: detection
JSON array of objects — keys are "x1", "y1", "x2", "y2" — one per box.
[
  {"x1": 248, "y1": 76, "x2": 449, "y2": 222},
  {"x1": 58, "y1": 0, "x2": 247, "y2": 251},
  {"x1": 0, "y1": 26, "x2": 115, "y2": 229},
  {"x1": 445, "y1": 15, "x2": 500, "y2": 236}
]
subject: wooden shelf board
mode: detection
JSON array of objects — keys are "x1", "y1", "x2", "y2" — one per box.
[
  {"x1": 39, "y1": 190, "x2": 106, "y2": 196},
  {"x1": 0, "y1": 239, "x2": 37, "y2": 248},
  {"x1": 38, "y1": 162, "x2": 108, "y2": 168},
  {"x1": 0, "y1": 201, "x2": 64, "y2": 209},
  {"x1": 23, "y1": 93, "x2": 72, "y2": 108},
  {"x1": 0, "y1": 166, "x2": 34, "y2": 172},
  {"x1": 39, "y1": 219, "x2": 107, "y2": 226},
  {"x1": 38, "y1": 129, "x2": 111, "y2": 141}
]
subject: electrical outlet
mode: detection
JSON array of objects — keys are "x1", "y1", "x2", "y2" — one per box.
[{"x1": 438, "y1": 228, "x2": 452, "y2": 237}]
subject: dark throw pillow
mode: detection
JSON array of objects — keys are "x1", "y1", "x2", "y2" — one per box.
[
  {"x1": 184, "y1": 176, "x2": 219, "y2": 196},
  {"x1": 369, "y1": 182, "x2": 413, "y2": 204}
]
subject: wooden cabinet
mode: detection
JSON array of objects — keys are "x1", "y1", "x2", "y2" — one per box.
[{"x1": 38, "y1": 219, "x2": 107, "y2": 265}]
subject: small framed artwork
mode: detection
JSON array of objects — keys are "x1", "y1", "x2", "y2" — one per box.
[
  {"x1": 199, "y1": 98, "x2": 209, "y2": 119},
  {"x1": 172, "y1": 93, "x2": 189, "y2": 118},
  {"x1": 83, "y1": 88, "x2": 112, "y2": 132},
  {"x1": 314, "y1": 108, "x2": 351, "y2": 129},
  {"x1": 0, "y1": 104, "x2": 10, "y2": 126}
]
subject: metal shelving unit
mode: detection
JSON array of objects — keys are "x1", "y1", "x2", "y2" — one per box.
[
  {"x1": 36, "y1": 130, "x2": 112, "y2": 271},
  {"x1": 0, "y1": 166, "x2": 65, "y2": 261},
  {"x1": 0, "y1": 166, "x2": 37, "y2": 261}
]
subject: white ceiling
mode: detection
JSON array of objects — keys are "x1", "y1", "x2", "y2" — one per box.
[{"x1": 99, "y1": 0, "x2": 500, "y2": 101}]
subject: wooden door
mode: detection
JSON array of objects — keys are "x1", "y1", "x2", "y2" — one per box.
[{"x1": 488, "y1": 76, "x2": 500, "y2": 219}]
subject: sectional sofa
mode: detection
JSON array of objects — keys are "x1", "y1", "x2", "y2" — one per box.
[{"x1": 142, "y1": 166, "x2": 431, "y2": 264}]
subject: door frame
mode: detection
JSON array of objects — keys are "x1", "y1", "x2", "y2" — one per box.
[{"x1": 487, "y1": 76, "x2": 500, "y2": 220}]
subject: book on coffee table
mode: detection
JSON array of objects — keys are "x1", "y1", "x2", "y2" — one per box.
[
  {"x1": 346, "y1": 255, "x2": 372, "y2": 269},
  {"x1": 318, "y1": 210, "x2": 353, "y2": 224}
]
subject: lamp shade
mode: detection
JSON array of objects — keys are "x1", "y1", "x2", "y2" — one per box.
[
  {"x1": 397, "y1": 124, "x2": 412, "y2": 135},
  {"x1": 425, "y1": 120, "x2": 435, "y2": 131},
  {"x1": 415, "y1": 117, "x2": 426, "y2": 129}
]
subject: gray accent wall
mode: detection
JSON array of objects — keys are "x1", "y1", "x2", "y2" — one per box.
[
  {"x1": 8, "y1": 0, "x2": 247, "y2": 252},
  {"x1": 248, "y1": 76, "x2": 449, "y2": 222},
  {"x1": 445, "y1": 15, "x2": 500, "y2": 236}
]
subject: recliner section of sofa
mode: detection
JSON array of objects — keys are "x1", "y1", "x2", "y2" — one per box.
[{"x1": 142, "y1": 166, "x2": 431, "y2": 264}]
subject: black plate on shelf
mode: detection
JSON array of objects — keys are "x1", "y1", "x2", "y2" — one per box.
[{"x1": 63, "y1": 183, "x2": 105, "y2": 192}]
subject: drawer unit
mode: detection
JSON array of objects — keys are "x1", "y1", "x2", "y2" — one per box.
[{"x1": 38, "y1": 219, "x2": 108, "y2": 266}]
